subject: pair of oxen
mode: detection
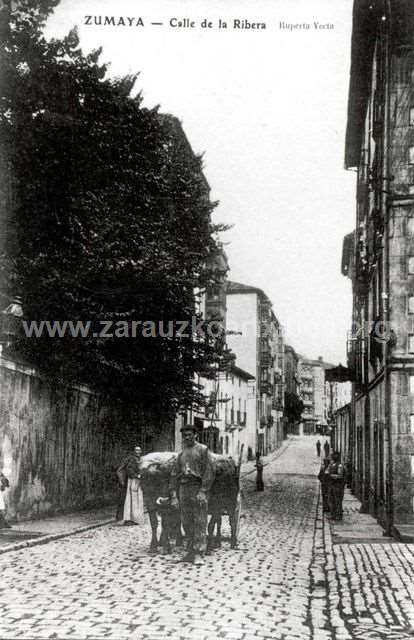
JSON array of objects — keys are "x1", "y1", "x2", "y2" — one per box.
[{"x1": 139, "y1": 451, "x2": 242, "y2": 555}]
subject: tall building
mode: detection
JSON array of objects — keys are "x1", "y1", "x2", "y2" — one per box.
[
  {"x1": 284, "y1": 345, "x2": 300, "y2": 396},
  {"x1": 342, "y1": 0, "x2": 414, "y2": 534},
  {"x1": 299, "y1": 358, "x2": 315, "y2": 434},
  {"x1": 226, "y1": 282, "x2": 285, "y2": 455},
  {"x1": 284, "y1": 345, "x2": 302, "y2": 435},
  {"x1": 298, "y1": 356, "x2": 327, "y2": 434},
  {"x1": 297, "y1": 356, "x2": 341, "y2": 436},
  {"x1": 174, "y1": 250, "x2": 257, "y2": 461}
]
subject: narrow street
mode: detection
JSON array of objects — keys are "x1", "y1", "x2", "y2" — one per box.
[{"x1": 1, "y1": 437, "x2": 414, "y2": 640}]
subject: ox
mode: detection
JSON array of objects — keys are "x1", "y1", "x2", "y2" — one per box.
[
  {"x1": 206, "y1": 453, "x2": 241, "y2": 552},
  {"x1": 139, "y1": 451, "x2": 241, "y2": 555},
  {"x1": 139, "y1": 451, "x2": 182, "y2": 554}
]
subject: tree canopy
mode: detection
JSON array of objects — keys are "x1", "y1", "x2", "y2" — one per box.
[
  {"x1": 0, "y1": 1, "x2": 226, "y2": 418},
  {"x1": 284, "y1": 392, "x2": 304, "y2": 424}
]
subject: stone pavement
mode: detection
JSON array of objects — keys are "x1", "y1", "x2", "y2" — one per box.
[
  {"x1": 0, "y1": 439, "x2": 292, "y2": 554},
  {"x1": 0, "y1": 436, "x2": 413, "y2": 640}
]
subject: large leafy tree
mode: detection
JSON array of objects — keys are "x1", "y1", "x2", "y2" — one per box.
[
  {"x1": 284, "y1": 392, "x2": 304, "y2": 424},
  {"x1": 0, "y1": 1, "x2": 226, "y2": 419}
]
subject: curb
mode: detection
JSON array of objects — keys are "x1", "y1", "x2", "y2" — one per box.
[{"x1": 0, "y1": 517, "x2": 115, "y2": 555}]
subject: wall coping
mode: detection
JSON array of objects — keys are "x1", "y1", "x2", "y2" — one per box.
[{"x1": 0, "y1": 356, "x2": 96, "y2": 396}]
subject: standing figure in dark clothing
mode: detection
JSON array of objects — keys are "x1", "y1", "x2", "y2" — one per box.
[
  {"x1": 323, "y1": 440, "x2": 330, "y2": 459},
  {"x1": 170, "y1": 425, "x2": 215, "y2": 565},
  {"x1": 316, "y1": 440, "x2": 321, "y2": 457},
  {"x1": 116, "y1": 446, "x2": 145, "y2": 525},
  {"x1": 255, "y1": 452, "x2": 264, "y2": 491},
  {"x1": 327, "y1": 451, "x2": 345, "y2": 520},
  {"x1": 317, "y1": 457, "x2": 330, "y2": 512}
]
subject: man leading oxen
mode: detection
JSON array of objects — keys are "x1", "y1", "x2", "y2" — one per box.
[
  {"x1": 138, "y1": 431, "x2": 241, "y2": 562},
  {"x1": 169, "y1": 424, "x2": 215, "y2": 566}
]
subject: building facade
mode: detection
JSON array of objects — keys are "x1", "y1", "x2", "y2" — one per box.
[
  {"x1": 226, "y1": 282, "x2": 285, "y2": 455},
  {"x1": 284, "y1": 345, "x2": 302, "y2": 435},
  {"x1": 195, "y1": 364, "x2": 256, "y2": 461},
  {"x1": 299, "y1": 358, "x2": 315, "y2": 434},
  {"x1": 342, "y1": 0, "x2": 414, "y2": 533},
  {"x1": 298, "y1": 357, "x2": 328, "y2": 434}
]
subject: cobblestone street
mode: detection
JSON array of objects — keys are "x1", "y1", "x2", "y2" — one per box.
[{"x1": 1, "y1": 436, "x2": 414, "y2": 640}]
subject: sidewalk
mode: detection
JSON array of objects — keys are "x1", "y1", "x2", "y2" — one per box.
[
  {"x1": 327, "y1": 487, "x2": 394, "y2": 543},
  {"x1": 0, "y1": 505, "x2": 115, "y2": 554},
  {"x1": 0, "y1": 438, "x2": 294, "y2": 555}
]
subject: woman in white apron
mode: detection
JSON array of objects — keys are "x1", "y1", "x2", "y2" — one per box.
[
  {"x1": 117, "y1": 446, "x2": 145, "y2": 525},
  {"x1": 0, "y1": 472, "x2": 11, "y2": 528}
]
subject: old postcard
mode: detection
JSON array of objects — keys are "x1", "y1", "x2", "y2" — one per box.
[{"x1": 0, "y1": 1, "x2": 414, "y2": 639}]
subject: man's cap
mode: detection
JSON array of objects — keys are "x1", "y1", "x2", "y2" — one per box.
[{"x1": 180, "y1": 424, "x2": 197, "y2": 432}]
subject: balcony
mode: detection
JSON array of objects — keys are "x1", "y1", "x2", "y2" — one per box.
[
  {"x1": 347, "y1": 333, "x2": 366, "y2": 391},
  {"x1": 272, "y1": 398, "x2": 283, "y2": 411},
  {"x1": 260, "y1": 322, "x2": 270, "y2": 337},
  {"x1": 238, "y1": 411, "x2": 247, "y2": 427},
  {"x1": 260, "y1": 381, "x2": 272, "y2": 396},
  {"x1": 273, "y1": 370, "x2": 282, "y2": 383},
  {"x1": 260, "y1": 352, "x2": 272, "y2": 367}
]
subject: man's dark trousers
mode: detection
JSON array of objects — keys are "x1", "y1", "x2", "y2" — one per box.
[
  {"x1": 179, "y1": 480, "x2": 208, "y2": 553},
  {"x1": 329, "y1": 481, "x2": 344, "y2": 519}
]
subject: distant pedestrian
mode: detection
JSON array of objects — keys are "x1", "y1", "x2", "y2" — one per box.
[
  {"x1": 323, "y1": 440, "x2": 330, "y2": 459},
  {"x1": 317, "y1": 458, "x2": 330, "y2": 512},
  {"x1": 316, "y1": 440, "x2": 321, "y2": 457},
  {"x1": 255, "y1": 452, "x2": 264, "y2": 492},
  {"x1": 116, "y1": 446, "x2": 145, "y2": 525},
  {"x1": 0, "y1": 472, "x2": 11, "y2": 529},
  {"x1": 327, "y1": 451, "x2": 345, "y2": 521}
]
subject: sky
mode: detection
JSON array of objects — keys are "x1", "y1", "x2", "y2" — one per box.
[{"x1": 45, "y1": 0, "x2": 356, "y2": 365}]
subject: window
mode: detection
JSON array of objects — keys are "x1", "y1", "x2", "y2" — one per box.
[
  {"x1": 409, "y1": 297, "x2": 414, "y2": 314},
  {"x1": 409, "y1": 146, "x2": 414, "y2": 164},
  {"x1": 410, "y1": 107, "x2": 414, "y2": 126},
  {"x1": 410, "y1": 375, "x2": 414, "y2": 394},
  {"x1": 409, "y1": 257, "x2": 414, "y2": 274},
  {"x1": 409, "y1": 336, "x2": 414, "y2": 353},
  {"x1": 410, "y1": 415, "x2": 414, "y2": 434}
]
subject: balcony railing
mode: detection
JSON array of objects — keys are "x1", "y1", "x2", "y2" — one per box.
[
  {"x1": 261, "y1": 381, "x2": 272, "y2": 395},
  {"x1": 261, "y1": 352, "x2": 272, "y2": 367}
]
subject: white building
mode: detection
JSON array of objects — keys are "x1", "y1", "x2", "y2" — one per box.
[{"x1": 226, "y1": 281, "x2": 285, "y2": 455}]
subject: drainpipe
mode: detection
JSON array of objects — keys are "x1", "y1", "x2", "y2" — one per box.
[{"x1": 383, "y1": 0, "x2": 394, "y2": 537}]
